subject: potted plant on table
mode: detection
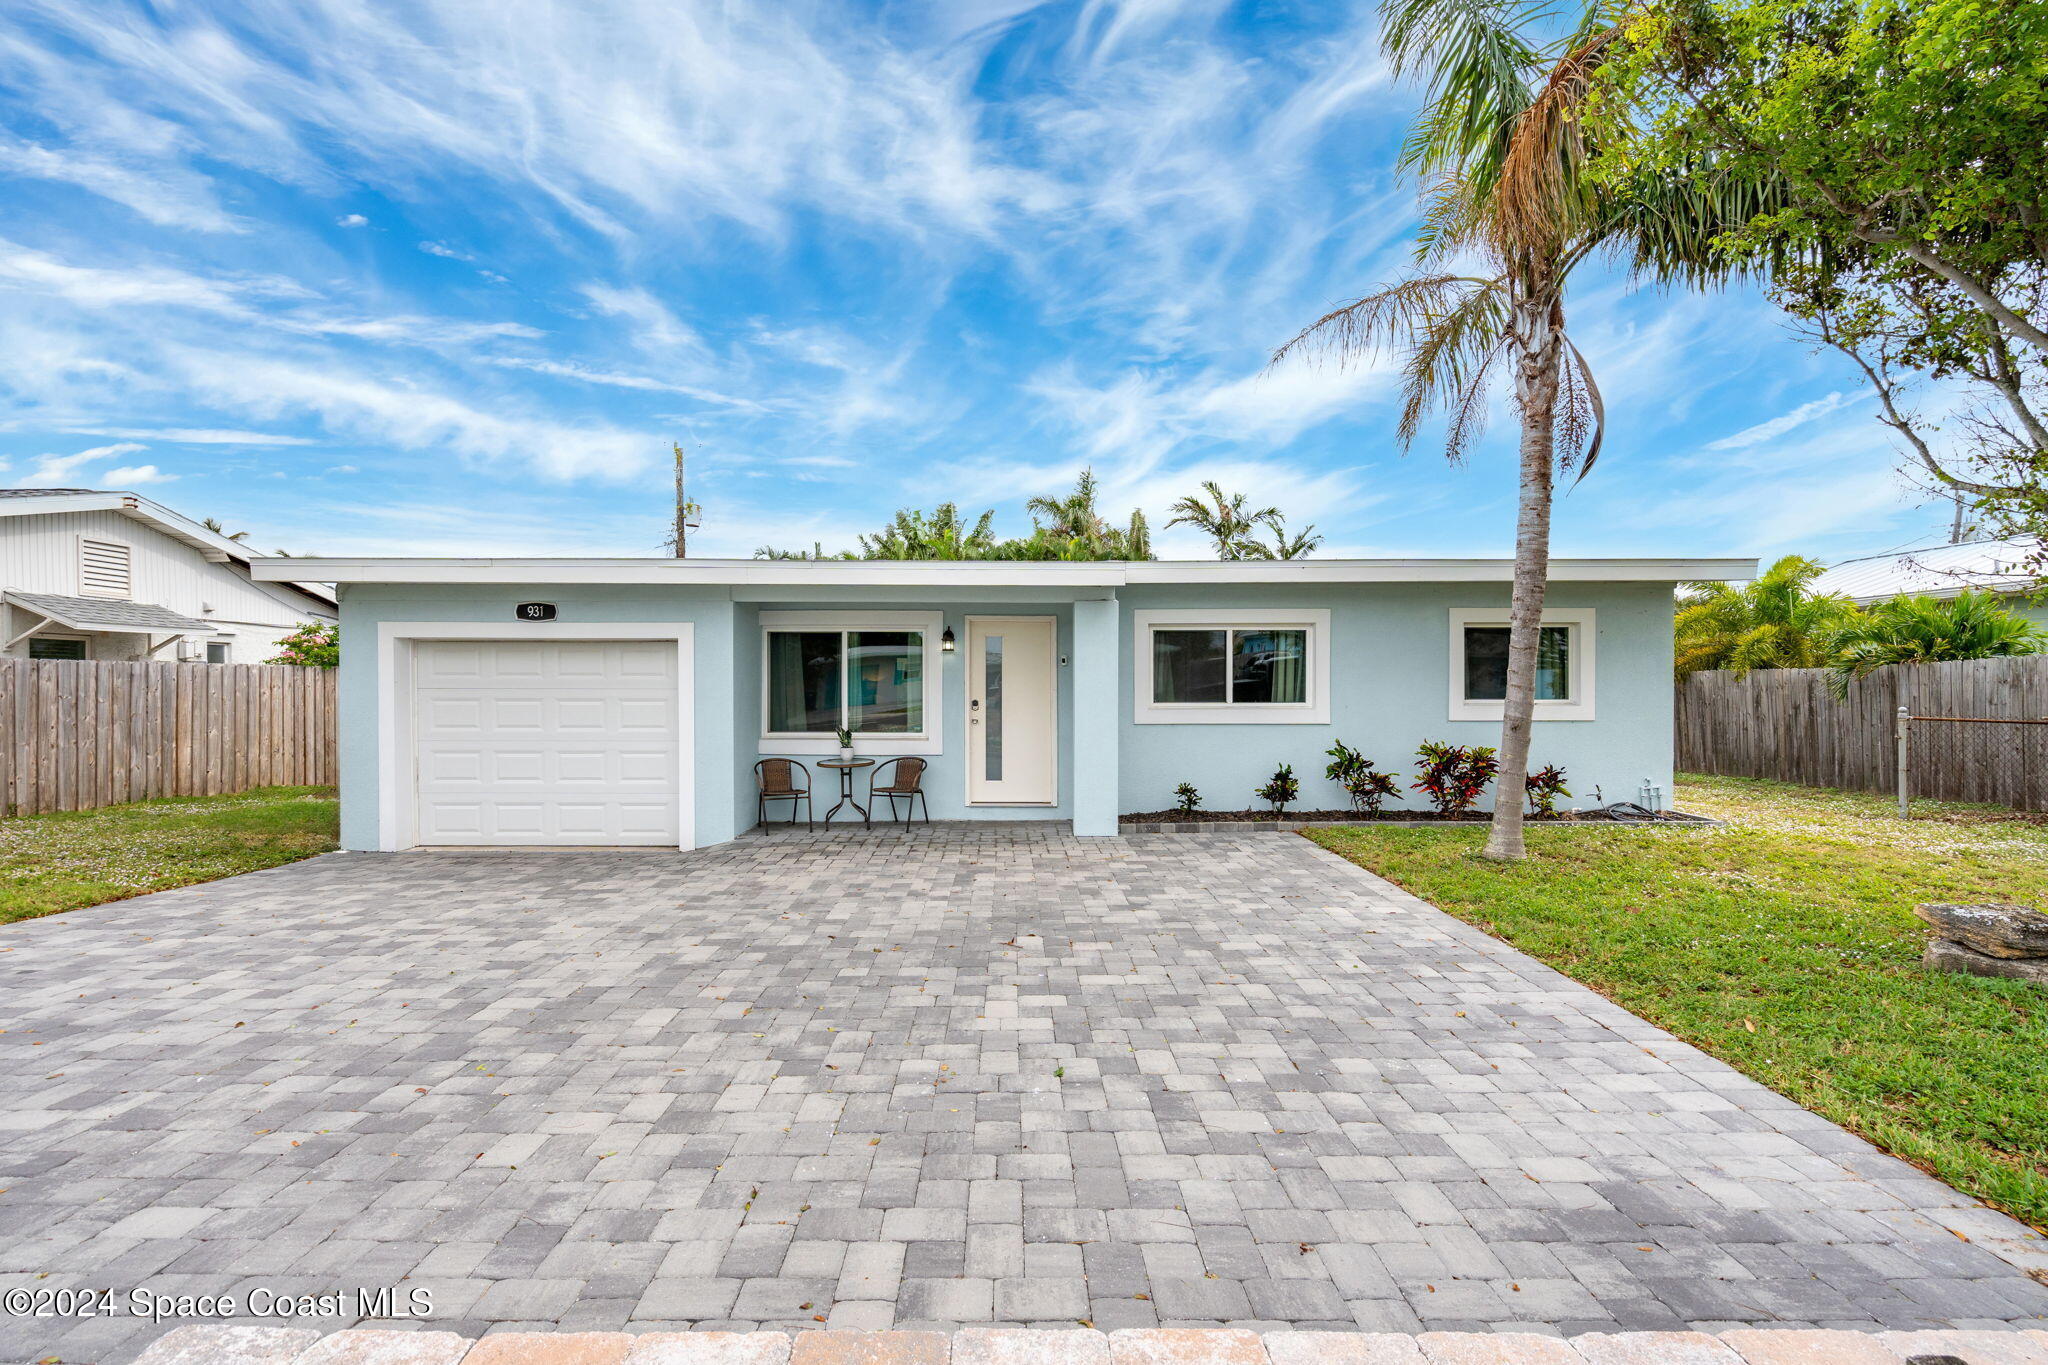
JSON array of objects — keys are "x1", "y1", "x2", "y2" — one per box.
[{"x1": 836, "y1": 726, "x2": 855, "y2": 762}]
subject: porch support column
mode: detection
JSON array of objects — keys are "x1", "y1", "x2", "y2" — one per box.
[{"x1": 1071, "y1": 593, "x2": 1120, "y2": 836}]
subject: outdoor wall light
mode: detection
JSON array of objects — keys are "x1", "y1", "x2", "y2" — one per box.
[{"x1": 941, "y1": 627, "x2": 957, "y2": 652}]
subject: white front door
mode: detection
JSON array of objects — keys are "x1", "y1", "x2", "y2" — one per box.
[
  {"x1": 966, "y1": 616, "x2": 1057, "y2": 805},
  {"x1": 412, "y1": 639, "x2": 680, "y2": 845}
]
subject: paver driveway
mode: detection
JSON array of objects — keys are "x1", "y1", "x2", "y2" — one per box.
[{"x1": 3, "y1": 826, "x2": 2044, "y2": 1364}]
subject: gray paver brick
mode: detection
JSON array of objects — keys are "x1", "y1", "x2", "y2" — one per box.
[{"x1": 3, "y1": 827, "x2": 2046, "y2": 1365}]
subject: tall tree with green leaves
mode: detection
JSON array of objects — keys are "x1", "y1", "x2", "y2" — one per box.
[
  {"x1": 1674, "y1": 554, "x2": 1860, "y2": 677},
  {"x1": 1597, "y1": 0, "x2": 2048, "y2": 565}
]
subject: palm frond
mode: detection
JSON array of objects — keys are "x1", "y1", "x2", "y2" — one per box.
[
  {"x1": 1392, "y1": 278, "x2": 1512, "y2": 449},
  {"x1": 1607, "y1": 159, "x2": 1790, "y2": 286},
  {"x1": 1269, "y1": 274, "x2": 1497, "y2": 371},
  {"x1": 1441, "y1": 339, "x2": 1509, "y2": 462},
  {"x1": 1413, "y1": 174, "x2": 1490, "y2": 265},
  {"x1": 1558, "y1": 335, "x2": 1605, "y2": 481},
  {"x1": 1496, "y1": 28, "x2": 1614, "y2": 254},
  {"x1": 1381, "y1": 0, "x2": 1541, "y2": 188}
]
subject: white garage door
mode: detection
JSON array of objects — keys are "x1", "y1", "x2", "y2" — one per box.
[{"x1": 412, "y1": 639, "x2": 680, "y2": 846}]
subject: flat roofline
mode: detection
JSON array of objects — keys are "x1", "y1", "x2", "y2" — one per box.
[{"x1": 249, "y1": 555, "x2": 1756, "y2": 587}]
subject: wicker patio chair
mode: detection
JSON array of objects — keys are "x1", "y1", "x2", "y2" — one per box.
[
  {"x1": 868, "y1": 756, "x2": 930, "y2": 825},
  {"x1": 754, "y1": 758, "x2": 815, "y2": 831}
]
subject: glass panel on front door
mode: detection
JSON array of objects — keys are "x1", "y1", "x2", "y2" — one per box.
[{"x1": 984, "y1": 635, "x2": 1004, "y2": 781}]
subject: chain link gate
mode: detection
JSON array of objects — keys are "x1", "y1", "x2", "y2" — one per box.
[{"x1": 1895, "y1": 707, "x2": 2048, "y2": 816}]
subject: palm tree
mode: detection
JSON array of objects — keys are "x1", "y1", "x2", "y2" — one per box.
[
  {"x1": 1268, "y1": 0, "x2": 1739, "y2": 859},
  {"x1": 1026, "y1": 470, "x2": 1109, "y2": 546},
  {"x1": 1018, "y1": 469, "x2": 1155, "y2": 560},
  {"x1": 1674, "y1": 555, "x2": 1859, "y2": 677},
  {"x1": 857, "y1": 504, "x2": 998, "y2": 560},
  {"x1": 1120, "y1": 508, "x2": 1154, "y2": 560},
  {"x1": 1166, "y1": 482, "x2": 1281, "y2": 559},
  {"x1": 1243, "y1": 515, "x2": 1324, "y2": 560},
  {"x1": 201, "y1": 517, "x2": 249, "y2": 542},
  {"x1": 757, "y1": 475, "x2": 1156, "y2": 562},
  {"x1": 1828, "y1": 590, "x2": 2043, "y2": 692}
]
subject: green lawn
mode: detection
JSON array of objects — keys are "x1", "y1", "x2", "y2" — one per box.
[
  {"x1": 0, "y1": 786, "x2": 338, "y2": 926},
  {"x1": 1308, "y1": 773, "x2": 2048, "y2": 1232}
]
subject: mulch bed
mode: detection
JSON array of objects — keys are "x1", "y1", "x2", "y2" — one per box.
[{"x1": 1122, "y1": 807, "x2": 1557, "y2": 824}]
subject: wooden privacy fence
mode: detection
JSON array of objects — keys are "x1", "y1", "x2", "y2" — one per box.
[
  {"x1": 0, "y1": 659, "x2": 337, "y2": 816},
  {"x1": 1677, "y1": 655, "x2": 2048, "y2": 811}
]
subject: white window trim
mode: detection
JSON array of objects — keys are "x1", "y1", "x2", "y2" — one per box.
[
  {"x1": 374, "y1": 622, "x2": 697, "y2": 853},
  {"x1": 1133, "y1": 608, "x2": 1331, "y2": 725},
  {"x1": 759, "y1": 609, "x2": 943, "y2": 755},
  {"x1": 77, "y1": 534, "x2": 133, "y2": 600},
  {"x1": 1448, "y1": 607, "x2": 1596, "y2": 721}
]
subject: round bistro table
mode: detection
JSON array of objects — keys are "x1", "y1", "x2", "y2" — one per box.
[{"x1": 816, "y1": 758, "x2": 875, "y2": 825}]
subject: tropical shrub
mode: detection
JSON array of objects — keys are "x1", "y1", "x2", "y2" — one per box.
[
  {"x1": 1674, "y1": 555, "x2": 1860, "y2": 678},
  {"x1": 1255, "y1": 764, "x2": 1299, "y2": 816},
  {"x1": 1828, "y1": 591, "x2": 2045, "y2": 693},
  {"x1": 1412, "y1": 741, "x2": 1499, "y2": 816},
  {"x1": 268, "y1": 621, "x2": 338, "y2": 668},
  {"x1": 1524, "y1": 764, "x2": 1570, "y2": 817},
  {"x1": 1174, "y1": 782, "x2": 1202, "y2": 814},
  {"x1": 1325, "y1": 741, "x2": 1401, "y2": 815}
]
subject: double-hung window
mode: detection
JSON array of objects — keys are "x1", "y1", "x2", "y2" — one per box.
[
  {"x1": 760, "y1": 611, "x2": 941, "y2": 752},
  {"x1": 1448, "y1": 608, "x2": 1595, "y2": 720},
  {"x1": 1133, "y1": 609, "x2": 1330, "y2": 724}
]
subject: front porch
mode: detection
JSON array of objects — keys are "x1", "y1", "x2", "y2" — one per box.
[{"x1": 739, "y1": 594, "x2": 1122, "y2": 838}]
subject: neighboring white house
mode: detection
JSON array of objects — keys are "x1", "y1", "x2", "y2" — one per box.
[
  {"x1": 0, "y1": 488, "x2": 336, "y2": 663},
  {"x1": 1814, "y1": 538, "x2": 2047, "y2": 626}
]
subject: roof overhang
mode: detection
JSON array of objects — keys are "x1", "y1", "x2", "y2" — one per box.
[
  {"x1": 0, "y1": 491, "x2": 337, "y2": 606},
  {"x1": 249, "y1": 556, "x2": 1757, "y2": 588},
  {"x1": 3, "y1": 590, "x2": 210, "y2": 636}
]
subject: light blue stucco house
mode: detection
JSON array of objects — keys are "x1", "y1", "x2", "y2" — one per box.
[{"x1": 250, "y1": 555, "x2": 1751, "y2": 850}]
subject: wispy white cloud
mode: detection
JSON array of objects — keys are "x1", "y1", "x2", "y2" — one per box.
[
  {"x1": 16, "y1": 440, "x2": 147, "y2": 484},
  {"x1": 53, "y1": 426, "x2": 319, "y2": 445},
  {"x1": 168, "y1": 350, "x2": 655, "y2": 481},
  {"x1": 3, "y1": 0, "x2": 1046, "y2": 242},
  {"x1": 101, "y1": 462, "x2": 174, "y2": 484},
  {"x1": 336, "y1": 212, "x2": 368, "y2": 227},
  {"x1": 580, "y1": 285, "x2": 703, "y2": 355},
  {"x1": 0, "y1": 239, "x2": 537, "y2": 347},
  {"x1": 486, "y1": 356, "x2": 765, "y2": 409},
  {"x1": 0, "y1": 139, "x2": 244, "y2": 232},
  {"x1": 1706, "y1": 390, "x2": 1866, "y2": 450},
  {"x1": 418, "y1": 240, "x2": 472, "y2": 260}
]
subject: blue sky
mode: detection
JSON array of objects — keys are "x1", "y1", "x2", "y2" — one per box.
[{"x1": 0, "y1": 0, "x2": 1950, "y2": 561}]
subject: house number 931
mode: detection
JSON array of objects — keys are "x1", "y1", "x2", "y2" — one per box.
[{"x1": 515, "y1": 602, "x2": 557, "y2": 621}]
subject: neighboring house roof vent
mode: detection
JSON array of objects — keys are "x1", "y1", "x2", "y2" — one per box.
[{"x1": 78, "y1": 537, "x2": 133, "y2": 599}]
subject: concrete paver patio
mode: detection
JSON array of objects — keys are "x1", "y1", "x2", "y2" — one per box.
[{"x1": 2, "y1": 825, "x2": 2043, "y2": 1364}]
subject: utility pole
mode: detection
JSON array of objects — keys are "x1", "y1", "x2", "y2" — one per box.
[{"x1": 672, "y1": 441, "x2": 700, "y2": 558}]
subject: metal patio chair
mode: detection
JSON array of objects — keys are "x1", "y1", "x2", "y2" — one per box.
[
  {"x1": 868, "y1": 756, "x2": 930, "y2": 825},
  {"x1": 754, "y1": 758, "x2": 815, "y2": 831}
]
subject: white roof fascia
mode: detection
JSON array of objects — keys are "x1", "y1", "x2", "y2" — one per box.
[{"x1": 249, "y1": 556, "x2": 1757, "y2": 587}]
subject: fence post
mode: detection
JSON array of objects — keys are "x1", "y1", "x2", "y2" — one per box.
[{"x1": 1896, "y1": 706, "x2": 1911, "y2": 818}]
